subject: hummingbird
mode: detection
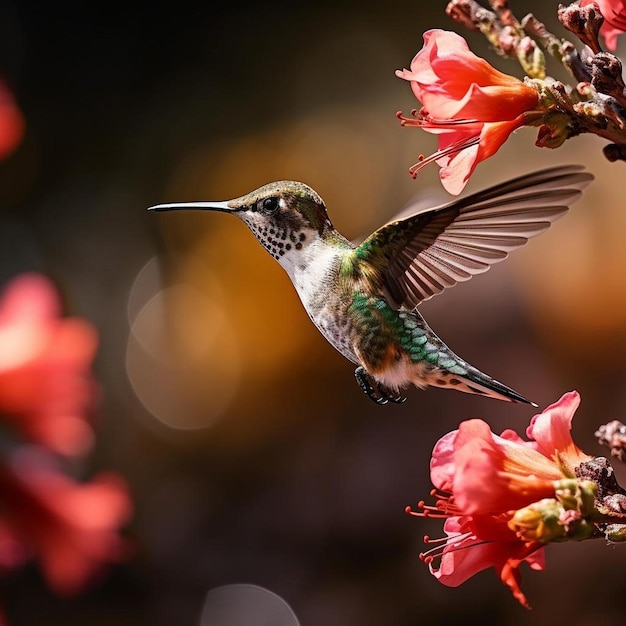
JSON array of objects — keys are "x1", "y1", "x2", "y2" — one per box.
[{"x1": 149, "y1": 165, "x2": 592, "y2": 406}]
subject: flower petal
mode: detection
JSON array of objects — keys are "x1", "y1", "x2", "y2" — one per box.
[
  {"x1": 428, "y1": 116, "x2": 528, "y2": 195},
  {"x1": 430, "y1": 429, "x2": 458, "y2": 491},
  {"x1": 449, "y1": 420, "x2": 560, "y2": 514},
  {"x1": 527, "y1": 391, "x2": 591, "y2": 474},
  {"x1": 434, "y1": 515, "x2": 545, "y2": 605}
]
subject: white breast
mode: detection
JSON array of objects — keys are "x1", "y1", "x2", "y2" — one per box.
[{"x1": 281, "y1": 240, "x2": 359, "y2": 364}]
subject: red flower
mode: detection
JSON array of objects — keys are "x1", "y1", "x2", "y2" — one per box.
[
  {"x1": 0, "y1": 274, "x2": 98, "y2": 456},
  {"x1": 581, "y1": 0, "x2": 626, "y2": 50},
  {"x1": 0, "y1": 448, "x2": 132, "y2": 595},
  {"x1": 0, "y1": 79, "x2": 24, "y2": 160},
  {"x1": 409, "y1": 391, "x2": 593, "y2": 608},
  {"x1": 396, "y1": 29, "x2": 540, "y2": 194},
  {"x1": 0, "y1": 519, "x2": 26, "y2": 573}
]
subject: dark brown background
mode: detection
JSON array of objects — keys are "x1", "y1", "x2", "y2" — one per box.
[{"x1": 1, "y1": 0, "x2": 625, "y2": 624}]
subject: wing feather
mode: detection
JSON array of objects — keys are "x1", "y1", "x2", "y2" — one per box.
[{"x1": 352, "y1": 165, "x2": 594, "y2": 309}]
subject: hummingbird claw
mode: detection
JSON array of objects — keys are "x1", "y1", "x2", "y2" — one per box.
[
  {"x1": 354, "y1": 366, "x2": 386, "y2": 404},
  {"x1": 386, "y1": 390, "x2": 407, "y2": 404},
  {"x1": 354, "y1": 366, "x2": 405, "y2": 405}
]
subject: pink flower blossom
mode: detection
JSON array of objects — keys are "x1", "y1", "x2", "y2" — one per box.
[
  {"x1": 0, "y1": 273, "x2": 98, "y2": 456},
  {"x1": 0, "y1": 79, "x2": 24, "y2": 160},
  {"x1": 409, "y1": 391, "x2": 592, "y2": 608},
  {"x1": 581, "y1": 0, "x2": 626, "y2": 50},
  {"x1": 0, "y1": 448, "x2": 132, "y2": 595},
  {"x1": 396, "y1": 29, "x2": 540, "y2": 194}
]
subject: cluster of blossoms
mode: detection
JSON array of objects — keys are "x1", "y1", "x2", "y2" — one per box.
[
  {"x1": 397, "y1": 0, "x2": 626, "y2": 193},
  {"x1": 397, "y1": 2, "x2": 626, "y2": 606},
  {"x1": 0, "y1": 88, "x2": 132, "y2": 623},
  {"x1": 0, "y1": 274, "x2": 133, "y2": 619},
  {"x1": 408, "y1": 392, "x2": 626, "y2": 608},
  {"x1": 394, "y1": 0, "x2": 626, "y2": 578}
]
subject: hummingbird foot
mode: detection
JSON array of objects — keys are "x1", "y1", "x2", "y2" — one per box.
[{"x1": 354, "y1": 366, "x2": 407, "y2": 405}]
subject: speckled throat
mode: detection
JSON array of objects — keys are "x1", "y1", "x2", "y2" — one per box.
[{"x1": 238, "y1": 213, "x2": 310, "y2": 262}]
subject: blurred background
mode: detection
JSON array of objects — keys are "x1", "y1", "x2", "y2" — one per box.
[{"x1": 1, "y1": 0, "x2": 626, "y2": 624}]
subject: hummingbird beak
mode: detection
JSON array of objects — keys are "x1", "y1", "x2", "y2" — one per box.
[{"x1": 147, "y1": 201, "x2": 236, "y2": 213}]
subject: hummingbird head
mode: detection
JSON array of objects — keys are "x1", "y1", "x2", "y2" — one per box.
[{"x1": 149, "y1": 181, "x2": 336, "y2": 265}]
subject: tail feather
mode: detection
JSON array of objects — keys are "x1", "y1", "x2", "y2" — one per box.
[{"x1": 429, "y1": 367, "x2": 537, "y2": 406}]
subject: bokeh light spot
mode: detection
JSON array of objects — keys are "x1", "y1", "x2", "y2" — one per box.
[
  {"x1": 200, "y1": 584, "x2": 300, "y2": 626},
  {"x1": 126, "y1": 262, "x2": 242, "y2": 430}
]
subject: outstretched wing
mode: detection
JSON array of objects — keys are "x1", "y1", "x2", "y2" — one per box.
[{"x1": 352, "y1": 165, "x2": 594, "y2": 310}]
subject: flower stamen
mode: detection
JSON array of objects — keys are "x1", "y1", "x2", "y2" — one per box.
[
  {"x1": 397, "y1": 109, "x2": 483, "y2": 128},
  {"x1": 419, "y1": 531, "x2": 483, "y2": 566},
  {"x1": 408, "y1": 135, "x2": 481, "y2": 178}
]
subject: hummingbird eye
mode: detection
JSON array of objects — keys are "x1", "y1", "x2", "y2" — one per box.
[{"x1": 259, "y1": 197, "x2": 280, "y2": 214}]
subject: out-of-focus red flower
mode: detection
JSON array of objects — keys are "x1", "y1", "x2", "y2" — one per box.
[
  {"x1": 409, "y1": 392, "x2": 593, "y2": 608},
  {"x1": 396, "y1": 29, "x2": 540, "y2": 194},
  {"x1": 0, "y1": 79, "x2": 24, "y2": 160},
  {"x1": 0, "y1": 448, "x2": 132, "y2": 595},
  {"x1": 0, "y1": 519, "x2": 27, "y2": 573},
  {"x1": 0, "y1": 273, "x2": 98, "y2": 456},
  {"x1": 581, "y1": 0, "x2": 626, "y2": 50}
]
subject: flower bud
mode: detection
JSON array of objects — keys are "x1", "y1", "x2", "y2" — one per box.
[{"x1": 508, "y1": 499, "x2": 567, "y2": 542}]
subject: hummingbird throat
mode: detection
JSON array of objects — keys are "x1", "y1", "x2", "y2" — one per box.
[{"x1": 242, "y1": 217, "x2": 308, "y2": 262}]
